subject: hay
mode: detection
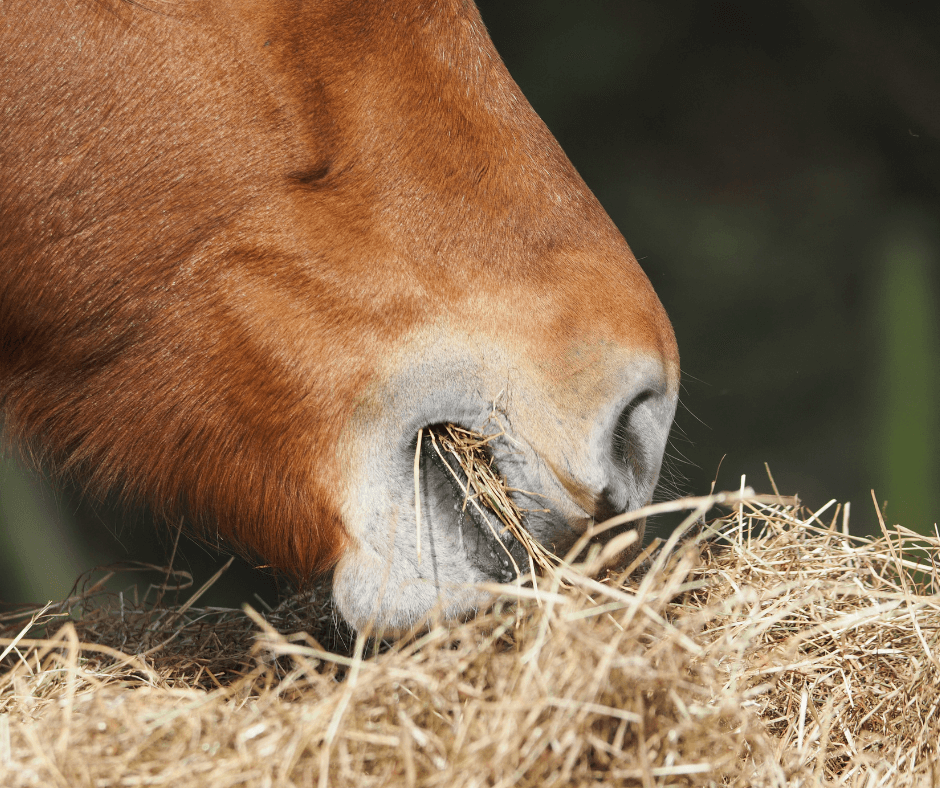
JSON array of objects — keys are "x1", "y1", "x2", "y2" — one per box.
[
  {"x1": 423, "y1": 423, "x2": 559, "y2": 579},
  {"x1": 3, "y1": 489, "x2": 940, "y2": 787}
]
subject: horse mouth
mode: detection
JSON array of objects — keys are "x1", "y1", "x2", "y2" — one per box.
[{"x1": 416, "y1": 425, "x2": 530, "y2": 584}]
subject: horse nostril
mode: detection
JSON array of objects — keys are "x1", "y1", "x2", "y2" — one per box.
[
  {"x1": 601, "y1": 380, "x2": 675, "y2": 522},
  {"x1": 611, "y1": 389, "x2": 657, "y2": 482}
]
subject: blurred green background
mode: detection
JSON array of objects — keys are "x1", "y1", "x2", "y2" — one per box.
[{"x1": 2, "y1": 0, "x2": 938, "y2": 604}]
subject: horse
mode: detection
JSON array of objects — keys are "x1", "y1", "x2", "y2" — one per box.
[{"x1": 0, "y1": 0, "x2": 679, "y2": 631}]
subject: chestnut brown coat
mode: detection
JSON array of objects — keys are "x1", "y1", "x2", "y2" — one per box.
[{"x1": 0, "y1": 0, "x2": 679, "y2": 630}]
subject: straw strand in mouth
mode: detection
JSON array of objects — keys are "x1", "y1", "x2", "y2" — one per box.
[{"x1": 426, "y1": 423, "x2": 561, "y2": 579}]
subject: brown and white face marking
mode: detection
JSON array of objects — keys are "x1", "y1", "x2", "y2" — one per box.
[{"x1": 0, "y1": 0, "x2": 678, "y2": 631}]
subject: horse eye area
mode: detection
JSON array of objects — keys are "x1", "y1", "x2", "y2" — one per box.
[{"x1": 415, "y1": 424, "x2": 554, "y2": 580}]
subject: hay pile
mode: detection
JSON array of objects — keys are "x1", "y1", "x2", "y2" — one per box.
[{"x1": 2, "y1": 489, "x2": 940, "y2": 787}]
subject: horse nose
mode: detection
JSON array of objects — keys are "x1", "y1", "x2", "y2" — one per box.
[{"x1": 555, "y1": 361, "x2": 677, "y2": 530}]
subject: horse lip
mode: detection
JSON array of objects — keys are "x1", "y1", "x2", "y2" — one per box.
[{"x1": 417, "y1": 427, "x2": 526, "y2": 584}]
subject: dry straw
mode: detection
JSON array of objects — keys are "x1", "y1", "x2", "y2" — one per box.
[
  {"x1": 2, "y1": 477, "x2": 940, "y2": 786},
  {"x1": 422, "y1": 423, "x2": 560, "y2": 580}
]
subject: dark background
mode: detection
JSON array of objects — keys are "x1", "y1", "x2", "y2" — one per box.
[{"x1": 2, "y1": 0, "x2": 938, "y2": 604}]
